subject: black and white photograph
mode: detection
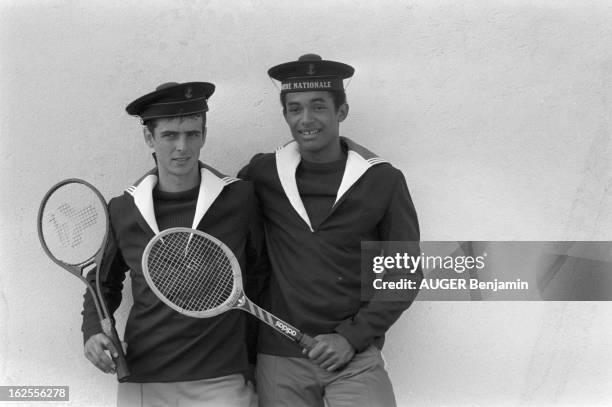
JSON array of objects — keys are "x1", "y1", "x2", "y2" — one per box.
[{"x1": 1, "y1": 1, "x2": 611, "y2": 406}]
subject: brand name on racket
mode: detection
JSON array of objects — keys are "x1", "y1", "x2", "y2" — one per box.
[{"x1": 275, "y1": 320, "x2": 297, "y2": 337}]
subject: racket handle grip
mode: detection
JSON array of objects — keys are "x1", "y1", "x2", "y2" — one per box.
[
  {"x1": 101, "y1": 319, "x2": 130, "y2": 382},
  {"x1": 298, "y1": 333, "x2": 317, "y2": 351},
  {"x1": 112, "y1": 340, "x2": 130, "y2": 382}
]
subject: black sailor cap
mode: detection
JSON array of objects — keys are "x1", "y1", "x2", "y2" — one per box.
[
  {"x1": 268, "y1": 54, "x2": 354, "y2": 94},
  {"x1": 125, "y1": 81, "x2": 215, "y2": 122}
]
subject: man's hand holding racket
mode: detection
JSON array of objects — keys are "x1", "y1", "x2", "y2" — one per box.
[
  {"x1": 84, "y1": 333, "x2": 123, "y2": 374},
  {"x1": 304, "y1": 333, "x2": 356, "y2": 372}
]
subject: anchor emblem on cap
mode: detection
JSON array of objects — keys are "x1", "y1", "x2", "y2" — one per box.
[
  {"x1": 306, "y1": 63, "x2": 316, "y2": 75},
  {"x1": 185, "y1": 87, "x2": 193, "y2": 99}
]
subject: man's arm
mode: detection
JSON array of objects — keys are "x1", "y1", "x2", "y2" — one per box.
[
  {"x1": 334, "y1": 170, "x2": 422, "y2": 353},
  {"x1": 242, "y1": 182, "x2": 271, "y2": 366},
  {"x1": 238, "y1": 159, "x2": 269, "y2": 304},
  {"x1": 81, "y1": 217, "x2": 129, "y2": 374},
  {"x1": 237, "y1": 153, "x2": 265, "y2": 182}
]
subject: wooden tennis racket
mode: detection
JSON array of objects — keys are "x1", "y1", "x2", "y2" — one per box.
[{"x1": 37, "y1": 178, "x2": 129, "y2": 381}]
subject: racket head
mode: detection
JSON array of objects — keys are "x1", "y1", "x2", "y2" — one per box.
[
  {"x1": 37, "y1": 178, "x2": 110, "y2": 277},
  {"x1": 141, "y1": 227, "x2": 243, "y2": 318}
]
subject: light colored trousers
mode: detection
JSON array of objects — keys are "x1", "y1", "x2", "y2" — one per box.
[
  {"x1": 256, "y1": 345, "x2": 397, "y2": 407},
  {"x1": 116, "y1": 373, "x2": 256, "y2": 407}
]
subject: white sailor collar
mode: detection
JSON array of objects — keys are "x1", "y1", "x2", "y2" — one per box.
[
  {"x1": 125, "y1": 163, "x2": 240, "y2": 235},
  {"x1": 275, "y1": 137, "x2": 388, "y2": 232}
]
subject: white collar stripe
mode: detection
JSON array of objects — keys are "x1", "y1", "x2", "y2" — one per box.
[
  {"x1": 367, "y1": 158, "x2": 387, "y2": 165},
  {"x1": 222, "y1": 176, "x2": 241, "y2": 185}
]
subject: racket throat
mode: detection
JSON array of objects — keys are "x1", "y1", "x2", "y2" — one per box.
[
  {"x1": 236, "y1": 294, "x2": 247, "y2": 308},
  {"x1": 82, "y1": 262, "x2": 96, "y2": 275}
]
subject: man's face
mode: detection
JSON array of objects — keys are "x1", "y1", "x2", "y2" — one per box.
[
  {"x1": 283, "y1": 91, "x2": 348, "y2": 162},
  {"x1": 144, "y1": 115, "x2": 205, "y2": 182}
]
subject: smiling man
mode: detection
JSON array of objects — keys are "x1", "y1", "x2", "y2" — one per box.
[
  {"x1": 239, "y1": 55, "x2": 422, "y2": 407},
  {"x1": 81, "y1": 82, "x2": 265, "y2": 406}
]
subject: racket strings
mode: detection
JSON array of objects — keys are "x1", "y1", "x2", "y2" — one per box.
[
  {"x1": 147, "y1": 232, "x2": 235, "y2": 312},
  {"x1": 41, "y1": 184, "x2": 106, "y2": 265},
  {"x1": 178, "y1": 235, "x2": 234, "y2": 309}
]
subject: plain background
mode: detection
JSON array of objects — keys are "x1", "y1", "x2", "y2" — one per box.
[{"x1": 1, "y1": 1, "x2": 611, "y2": 406}]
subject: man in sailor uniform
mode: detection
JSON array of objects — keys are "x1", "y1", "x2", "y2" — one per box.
[
  {"x1": 81, "y1": 82, "x2": 265, "y2": 406},
  {"x1": 239, "y1": 54, "x2": 422, "y2": 407}
]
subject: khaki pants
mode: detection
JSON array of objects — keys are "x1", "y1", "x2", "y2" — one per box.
[
  {"x1": 117, "y1": 374, "x2": 256, "y2": 407},
  {"x1": 256, "y1": 346, "x2": 397, "y2": 407}
]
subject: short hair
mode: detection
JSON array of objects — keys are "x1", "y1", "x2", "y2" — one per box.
[
  {"x1": 281, "y1": 90, "x2": 347, "y2": 114},
  {"x1": 144, "y1": 112, "x2": 207, "y2": 135}
]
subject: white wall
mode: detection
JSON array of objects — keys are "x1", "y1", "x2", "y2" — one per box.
[{"x1": 1, "y1": 1, "x2": 611, "y2": 405}]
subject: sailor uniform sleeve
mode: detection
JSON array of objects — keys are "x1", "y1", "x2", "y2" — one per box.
[
  {"x1": 242, "y1": 183, "x2": 271, "y2": 363},
  {"x1": 243, "y1": 186, "x2": 270, "y2": 304},
  {"x1": 81, "y1": 200, "x2": 129, "y2": 343},
  {"x1": 237, "y1": 156, "x2": 270, "y2": 302},
  {"x1": 237, "y1": 153, "x2": 266, "y2": 182},
  {"x1": 334, "y1": 170, "x2": 423, "y2": 352}
]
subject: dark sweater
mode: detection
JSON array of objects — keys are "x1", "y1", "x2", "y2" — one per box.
[
  {"x1": 153, "y1": 185, "x2": 198, "y2": 230},
  {"x1": 82, "y1": 166, "x2": 268, "y2": 382},
  {"x1": 296, "y1": 156, "x2": 346, "y2": 230}
]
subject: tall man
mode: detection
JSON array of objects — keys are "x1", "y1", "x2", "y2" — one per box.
[
  {"x1": 82, "y1": 82, "x2": 265, "y2": 407},
  {"x1": 239, "y1": 55, "x2": 422, "y2": 406}
]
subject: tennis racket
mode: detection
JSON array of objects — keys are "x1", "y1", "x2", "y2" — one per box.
[
  {"x1": 37, "y1": 178, "x2": 129, "y2": 381},
  {"x1": 141, "y1": 227, "x2": 316, "y2": 350}
]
